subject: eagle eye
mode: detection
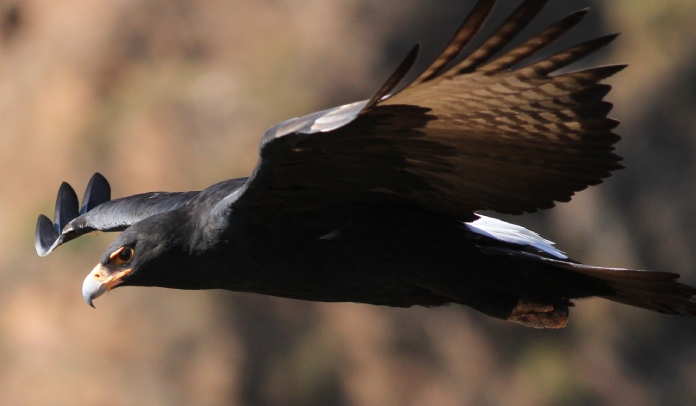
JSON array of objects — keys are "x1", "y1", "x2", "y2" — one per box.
[{"x1": 115, "y1": 247, "x2": 134, "y2": 263}]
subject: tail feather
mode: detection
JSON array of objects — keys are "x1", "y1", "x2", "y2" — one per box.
[
  {"x1": 476, "y1": 245, "x2": 696, "y2": 318},
  {"x1": 558, "y1": 263, "x2": 696, "y2": 317}
]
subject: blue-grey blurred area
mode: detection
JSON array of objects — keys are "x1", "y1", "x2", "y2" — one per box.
[{"x1": 2, "y1": 0, "x2": 696, "y2": 404}]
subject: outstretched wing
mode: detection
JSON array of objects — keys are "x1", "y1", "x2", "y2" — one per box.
[
  {"x1": 35, "y1": 173, "x2": 200, "y2": 256},
  {"x1": 226, "y1": 0, "x2": 624, "y2": 223}
]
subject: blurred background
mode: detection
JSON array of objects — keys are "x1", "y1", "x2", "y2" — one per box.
[{"x1": 2, "y1": 0, "x2": 696, "y2": 404}]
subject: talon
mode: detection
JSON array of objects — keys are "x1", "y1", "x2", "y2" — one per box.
[{"x1": 508, "y1": 300, "x2": 569, "y2": 329}]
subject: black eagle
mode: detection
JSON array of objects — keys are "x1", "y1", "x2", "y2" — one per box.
[{"x1": 35, "y1": 0, "x2": 696, "y2": 328}]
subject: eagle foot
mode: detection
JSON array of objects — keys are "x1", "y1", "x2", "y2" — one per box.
[{"x1": 508, "y1": 300, "x2": 569, "y2": 329}]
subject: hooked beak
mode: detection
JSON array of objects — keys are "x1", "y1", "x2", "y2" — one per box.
[{"x1": 82, "y1": 264, "x2": 132, "y2": 307}]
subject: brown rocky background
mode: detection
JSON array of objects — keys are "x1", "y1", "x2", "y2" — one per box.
[{"x1": 2, "y1": 0, "x2": 696, "y2": 405}]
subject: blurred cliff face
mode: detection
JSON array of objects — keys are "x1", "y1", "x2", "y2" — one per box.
[{"x1": 2, "y1": 1, "x2": 696, "y2": 405}]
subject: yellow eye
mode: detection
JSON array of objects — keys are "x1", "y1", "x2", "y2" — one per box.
[{"x1": 110, "y1": 246, "x2": 134, "y2": 264}]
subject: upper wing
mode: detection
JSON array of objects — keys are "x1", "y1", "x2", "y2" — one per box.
[
  {"x1": 35, "y1": 173, "x2": 200, "y2": 256},
  {"x1": 226, "y1": 0, "x2": 624, "y2": 223}
]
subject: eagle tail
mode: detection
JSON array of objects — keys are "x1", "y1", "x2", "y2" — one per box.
[{"x1": 568, "y1": 264, "x2": 696, "y2": 317}]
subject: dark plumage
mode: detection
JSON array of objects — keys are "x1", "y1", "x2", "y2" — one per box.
[{"x1": 36, "y1": 0, "x2": 696, "y2": 328}]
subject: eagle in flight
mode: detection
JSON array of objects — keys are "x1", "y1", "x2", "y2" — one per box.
[{"x1": 36, "y1": 0, "x2": 696, "y2": 328}]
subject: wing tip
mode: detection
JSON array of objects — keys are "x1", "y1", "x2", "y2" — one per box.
[
  {"x1": 364, "y1": 42, "x2": 421, "y2": 109},
  {"x1": 81, "y1": 172, "x2": 111, "y2": 214},
  {"x1": 412, "y1": 0, "x2": 497, "y2": 84},
  {"x1": 55, "y1": 182, "x2": 79, "y2": 233},
  {"x1": 35, "y1": 214, "x2": 57, "y2": 256},
  {"x1": 36, "y1": 173, "x2": 112, "y2": 257}
]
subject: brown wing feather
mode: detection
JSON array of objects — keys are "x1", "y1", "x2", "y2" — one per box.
[
  {"x1": 481, "y1": 8, "x2": 590, "y2": 73},
  {"x1": 453, "y1": 0, "x2": 548, "y2": 74},
  {"x1": 230, "y1": 0, "x2": 624, "y2": 221},
  {"x1": 380, "y1": 23, "x2": 624, "y2": 213},
  {"x1": 412, "y1": 0, "x2": 496, "y2": 84},
  {"x1": 363, "y1": 44, "x2": 420, "y2": 110}
]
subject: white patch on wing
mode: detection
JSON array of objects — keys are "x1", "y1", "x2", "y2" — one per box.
[
  {"x1": 465, "y1": 215, "x2": 567, "y2": 259},
  {"x1": 309, "y1": 100, "x2": 368, "y2": 132}
]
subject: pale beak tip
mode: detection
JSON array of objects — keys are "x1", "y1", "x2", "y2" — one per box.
[{"x1": 82, "y1": 269, "x2": 106, "y2": 308}]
